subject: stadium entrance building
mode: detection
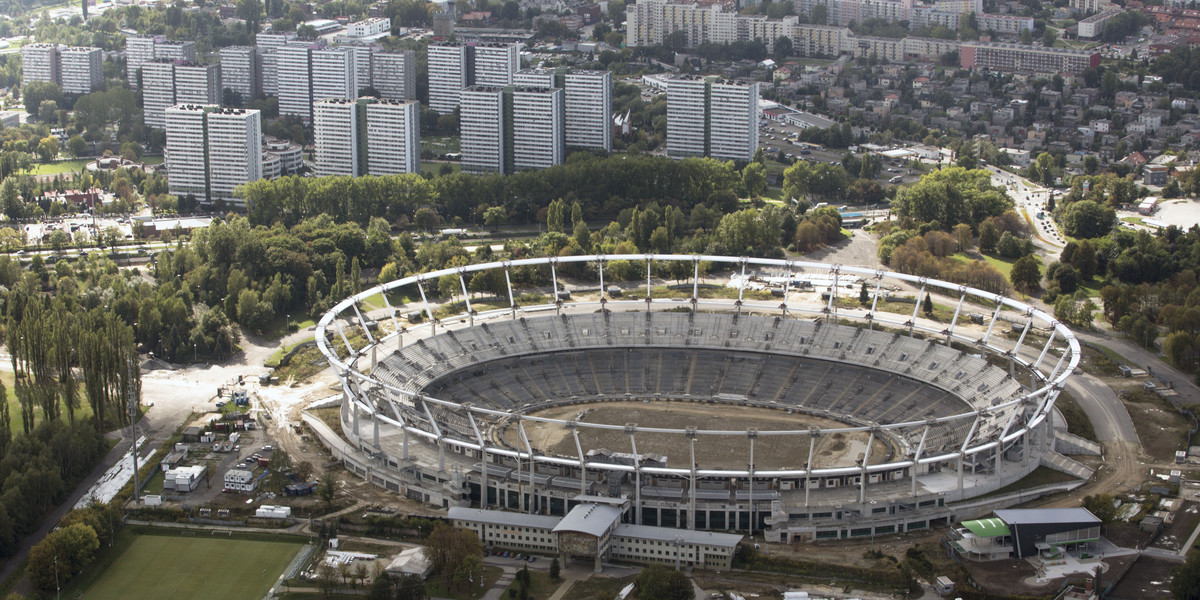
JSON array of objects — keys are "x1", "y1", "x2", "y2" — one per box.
[
  {"x1": 951, "y1": 508, "x2": 1101, "y2": 559},
  {"x1": 449, "y1": 498, "x2": 742, "y2": 573}
]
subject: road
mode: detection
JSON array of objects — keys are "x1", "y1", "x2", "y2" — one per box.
[{"x1": 986, "y1": 166, "x2": 1067, "y2": 252}]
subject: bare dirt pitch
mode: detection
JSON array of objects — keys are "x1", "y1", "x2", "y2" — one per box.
[{"x1": 504, "y1": 400, "x2": 891, "y2": 470}]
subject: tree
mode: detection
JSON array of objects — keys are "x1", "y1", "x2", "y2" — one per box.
[
  {"x1": 550, "y1": 557, "x2": 561, "y2": 580},
  {"x1": 315, "y1": 563, "x2": 339, "y2": 597},
  {"x1": 37, "y1": 137, "x2": 60, "y2": 162},
  {"x1": 859, "y1": 281, "x2": 869, "y2": 305},
  {"x1": 774, "y1": 35, "x2": 793, "y2": 61},
  {"x1": 741, "y1": 162, "x2": 766, "y2": 198},
  {"x1": 923, "y1": 293, "x2": 934, "y2": 317},
  {"x1": 483, "y1": 206, "x2": 506, "y2": 230},
  {"x1": 67, "y1": 135, "x2": 88, "y2": 158},
  {"x1": 635, "y1": 564, "x2": 694, "y2": 600},
  {"x1": 414, "y1": 207, "x2": 441, "y2": 232},
  {"x1": 1042, "y1": 28, "x2": 1057, "y2": 48},
  {"x1": 27, "y1": 523, "x2": 100, "y2": 592},
  {"x1": 22, "y1": 81, "x2": 64, "y2": 118},
  {"x1": 318, "y1": 471, "x2": 338, "y2": 508},
  {"x1": 1083, "y1": 155, "x2": 1099, "y2": 175},
  {"x1": 423, "y1": 525, "x2": 483, "y2": 585},
  {"x1": 1172, "y1": 551, "x2": 1200, "y2": 600},
  {"x1": 1010, "y1": 255, "x2": 1041, "y2": 293}
]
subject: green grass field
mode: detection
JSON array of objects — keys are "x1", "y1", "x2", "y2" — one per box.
[
  {"x1": 80, "y1": 534, "x2": 304, "y2": 600},
  {"x1": 28, "y1": 159, "x2": 88, "y2": 175}
]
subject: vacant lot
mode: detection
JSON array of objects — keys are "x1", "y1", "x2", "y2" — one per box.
[{"x1": 81, "y1": 533, "x2": 304, "y2": 600}]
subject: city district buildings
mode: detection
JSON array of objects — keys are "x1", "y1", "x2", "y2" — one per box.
[
  {"x1": 165, "y1": 105, "x2": 262, "y2": 205},
  {"x1": 314, "y1": 97, "x2": 420, "y2": 177},
  {"x1": 449, "y1": 499, "x2": 742, "y2": 573},
  {"x1": 626, "y1": 0, "x2": 1098, "y2": 74},
  {"x1": 667, "y1": 77, "x2": 759, "y2": 161}
]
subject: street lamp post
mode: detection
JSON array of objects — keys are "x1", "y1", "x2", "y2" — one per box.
[
  {"x1": 54, "y1": 555, "x2": 60, "y2": 600},
  {"x1": 286, "y1": 314, "x2": 290, "y2": 333},
  {"x1": 193, "y1": 343, "x2": 197, "y2": 363}
]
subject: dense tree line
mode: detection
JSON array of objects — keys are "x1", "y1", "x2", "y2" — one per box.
[
  {"x1": 237, "y1": 155, "x2": 742, "y2": 228},
  {"x1": 0, "y1": 421, "x2": 108, "y2": 562}
]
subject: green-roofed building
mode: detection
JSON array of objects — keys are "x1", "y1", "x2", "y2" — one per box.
[{"x1": 951, "y1": 508, "x2": 1100, "y2": 560}]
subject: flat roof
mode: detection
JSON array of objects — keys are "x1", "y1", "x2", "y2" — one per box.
[
  {"x1": 995, "y1": 508, "x2": 1100, "y2": 526},
  {"x1": 613, "y1": 523, "x2": 743, "y2": 547},
  {"x1": 448, "y1": 507, "x2": 561, "y2": 530},
  {"x1": 553, "y1": 503, "x2": 623, "y2": 538}
]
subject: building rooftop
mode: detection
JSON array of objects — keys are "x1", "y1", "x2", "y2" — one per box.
[
  {"x1": 448, "y1": 507, "x2": 562, "y2": 530},
  {"x1": 994, "y1": 508, "x2": 1100, "y2": 526},
  {"x1": 613, "y1": 523, "x2": 743, "y2": 547},
  {"x1": 553, "y1": 503, "x2": 623, "y2": 538}
]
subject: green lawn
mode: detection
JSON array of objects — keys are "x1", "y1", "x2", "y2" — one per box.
[
  {"x1": 78, "y1": 533, "x2": 304, "y2": 600},
  {"x1": 27, "y1": 159, "x2": 88, "y2": 175},
  {"x1": 2, "y1": 369, "x2": 98, "y2": 429},
  {"x1": 421, "y1": 135, "x2": 461, "y2": 154},
  {"x1": 422, "y1": 161, "x2": 462, "y2": 176}
]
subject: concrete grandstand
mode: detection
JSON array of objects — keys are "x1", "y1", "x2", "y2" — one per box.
[{"x1": 314, "y1": 255, "x2": 1083, "y2": 543}]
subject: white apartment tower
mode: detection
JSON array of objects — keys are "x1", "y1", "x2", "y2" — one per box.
[
  {"x1": 428, "y1": 42, "x2": 469, "y2": 114},
  {"x1": 459, "y1": 86, "x2": 507, "y2": 174},
  {"x1": 666, "y1": 76, "x2": 708, "y2": 158},
  {"x1": 512, "y1": 88, "x2": 564, "y2": 171},
  {"x1": 314, "y1": 97, "x2": 420, "y2": 176},
  {"x1": 174, "y1": 62, "x2": 222, "y2": 105},
  {"x1": 564, "y1": 70, "x2": 612, "y2": 152},
  {"x1": 311, "y1": 46, "x2": 360, "y2": 103},
  {"x1": 125, "y1": 36, "x2": 196, "y2": 88},
  {"x1": 21, "y1": 44, "x2": 59, "y2": 88},
  {"x1": 165, "y1": 105, "x2": 208, "y2": 200},
  {"x1": 276, "y1": 43, "x2": 319, "y2": 120},
  {"x1": 206, "y1": 108, "x2": 263, "y2": 202},
  {"x1": 124, "y1": 36, "x2": 157, "y2": 86},
  {"x1": 666, "y1": 77, "x2": 758, "y2": 161},
  {"x1": 166, "y1": 104, "x2": 263, "y2": 205},
  {"x1": 220, "y1": 46, "x2": 260, "y2": 99},
  {"x1": 313, "y1": 98, "x2": 363, "y2": 177},
  {"x1": 260, "y1": 52, "x2": 279, "y2": 96},
  {"x1": 141, "y1": 60, "x2": 177, "y2": 129},
  {"x1": 708, "y1": 80, "x2": 758, "y2": 161},
  {"x1": 472, "y1": 43, "x2": 519, "y2": 87},
  {"x1": 255, "y1": 31, "x2": 296, "y2": 50},
  {"x1": 372, "y1": 50, "x2": 417, "y2": 100},
  {"x1": 59, "y1": 47, "x2": 103, "y2": 94},
  {"x1": 344, "y1": 44, "x2": 374, "y2": 94},
  {"x1": 365, "y1": 99, "x2": 421, "y2": 175}
]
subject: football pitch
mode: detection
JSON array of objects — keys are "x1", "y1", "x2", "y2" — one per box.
[{"x1": 79, "y1": 533, "x2": 305, "y2": 600}]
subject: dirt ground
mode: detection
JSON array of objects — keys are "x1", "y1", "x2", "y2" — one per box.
[
  {"x1": 511, "y1": 401, "x2": 890, "y2": 470},
  {"x1": 1149, "y1": 501, "x2": 1200, "y2": 553},
  {"x1": 1107, "y1": 556, "x2": 1176, "y2": 600}
]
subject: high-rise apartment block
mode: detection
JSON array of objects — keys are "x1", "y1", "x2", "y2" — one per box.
[
  {"x1": 23, "y1": 44, "x2": 104, "y2": 95},
  {"x1": 141, "y1": 60, "x2": 177, "y2": 129},
  {"x1": 564, "y1": 70, "x2": 612, "y2": 152},
  {"x1": 21, "y1": 44, "x2": 59, "y2": 88},
  {"x1": 126, "y1": 36, "x2": 195, "y2": 87},
  {"x1": 313, "y1": 98, "x2": 363, "y2": 177},
  {"x1": 428, "y1": 42, "x2": 470, "y2": 114},
  {"x1": 372, "y1": 50, "x2": 417, "y2": 100},
  {"x1": 459, "y1": 86, "x2": 507, "y2": 174},
  {"x1": 512, "y1": 88, "x2": 564, "y2": 171},
  {"x1": 365, "y1": 99, "x2": 421, "y2": 175},
  {"x1": 472, "y1": 43, "x2": 519, "y2": 86},
  {"x1": 667, "y1": 76, "x2": 758, "y2": 162},
  {"x1": 261, "y1": 52, "x2": 279, "y2": 96},
  {"x1": 165, "y1": 104, "x2": 263, "y2": 205},
  {"x1": 175, "y1": 62, "x2": 222, "y2": 105},
  {"x1": 314, "y1": 97, "x2": 420, "y2": 176},
  {"x1": 427, "y1": 42, "x2": 521, "y2": 113},
  {"x1": 142, "y1": 60, "x2": 221, "y2": 129},
  {"x1": 344, "y1": 44, "x2": 374, "y2": 94},
  {"x1": 311, "y1": 46, "x2": 360, "y2": 103},
  {"x1": 220, "y1": 46, "x2": 260, "y2": 99},
  {"x1": 276, "y1": 43, "x2": 320, "y2": 120},
  {"x1": 255, "y1": 31, "x2": 296, "y2": 50},
  {"x1": 59, "y1": 47, "x2": 103, "y2": 94}
]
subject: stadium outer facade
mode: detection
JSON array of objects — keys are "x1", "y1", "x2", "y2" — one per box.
[{"x1": 314, "y1": 255, "x2": 1081, "y2": 543}]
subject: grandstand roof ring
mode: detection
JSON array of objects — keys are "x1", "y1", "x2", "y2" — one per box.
[{"x1": 316, "y1": 255, "x2": 1080, "y2": 481}]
